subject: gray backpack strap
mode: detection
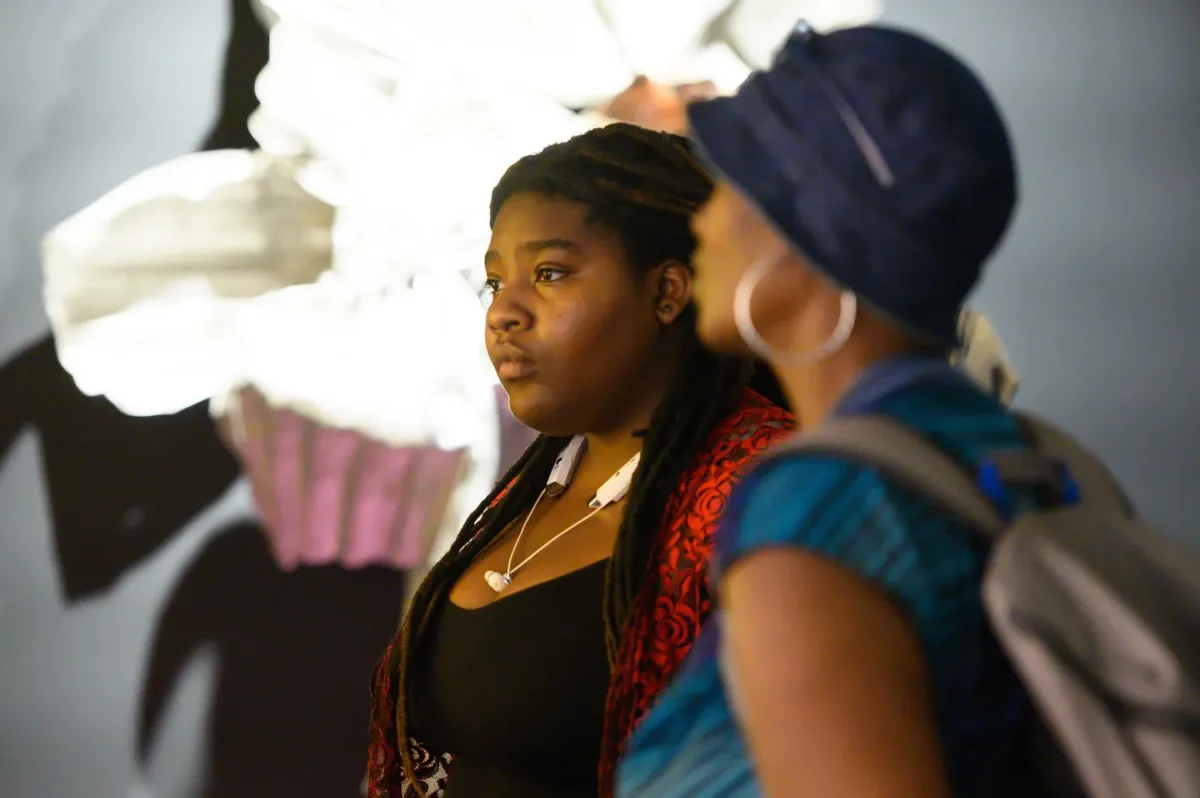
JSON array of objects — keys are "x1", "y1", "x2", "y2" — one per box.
[{"x1": 777, "y1": 415, "x2": 1006, "y2": 539}]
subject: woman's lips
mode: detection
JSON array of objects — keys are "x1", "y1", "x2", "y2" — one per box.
[{"x1": 496, "y1": 359, "x2": 536, "y2": 381}]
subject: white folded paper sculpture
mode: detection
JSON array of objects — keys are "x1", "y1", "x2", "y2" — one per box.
[
  {"x1": 42, "y1": 150, "x2": 501, "y2": 569},
  {"x1": 43, "y1": 151, "x2": 332, "y2": 416}
]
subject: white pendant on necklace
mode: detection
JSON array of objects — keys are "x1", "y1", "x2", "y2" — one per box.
[{"x1": 484, "y1": 570, "x2": 512, "y2": 593}]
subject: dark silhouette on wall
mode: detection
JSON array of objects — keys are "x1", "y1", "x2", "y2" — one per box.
[
  {"x1": 201, "y1": 0, "x2": 270, "y2": 152},
  {"x1": 0, "y1": 335, "x2": 240, "y2": 601},
  {"x1": 137, "y1": 521, "x2": 406, "y2": 797}
]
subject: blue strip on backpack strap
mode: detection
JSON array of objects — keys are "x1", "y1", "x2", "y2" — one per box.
[{"x1": 976, "y1": 461, "x2": 1017, "y2": 522}]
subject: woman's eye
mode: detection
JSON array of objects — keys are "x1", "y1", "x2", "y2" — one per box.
[
  {"x1": 480, "y1": 279, "x2": 501, "y2": 301},
  {"x1": 535, "y1": 266, "x2": 567, "y2": 283}
]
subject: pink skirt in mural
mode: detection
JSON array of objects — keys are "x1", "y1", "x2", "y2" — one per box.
[{"x1": 217, "y1": 385, "x2": 536, "y2": 572}]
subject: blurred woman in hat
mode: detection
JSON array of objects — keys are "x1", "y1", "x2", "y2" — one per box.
[{"x1": 618, "y1": 22, "x2": 1031, "y2": 798}]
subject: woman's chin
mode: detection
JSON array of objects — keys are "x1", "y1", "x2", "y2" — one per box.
[
  {"x1": 505, "y1": 398, "x2": 586, "y2": 440},
  {"x1": 502, "y1": 385, "x2": 555, "y2": 435}
]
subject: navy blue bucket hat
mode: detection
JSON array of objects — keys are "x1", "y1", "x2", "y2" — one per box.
[{"x1": 687, "y1": 22, "x2": 1017, "y2": 349}]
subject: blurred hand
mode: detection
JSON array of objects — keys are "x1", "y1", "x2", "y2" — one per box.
[
  {"x1": 674, "y1": 80, "x2": 719, "y2": 104},
  {"x1": 599, "y1": 76, "x2": 717, "y2": 135}
]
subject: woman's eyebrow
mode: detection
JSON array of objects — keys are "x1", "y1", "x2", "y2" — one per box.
[
  {"x1": 485, "y1": 238, "x2": 583, "y2": 267},
  {"x1": 521, "y1": 238, "x2": 583, "y2": 256}
]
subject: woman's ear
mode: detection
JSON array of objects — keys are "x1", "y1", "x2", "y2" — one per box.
[{"x1": 652, "y1": 260, "x2": 693, "y2": 324}]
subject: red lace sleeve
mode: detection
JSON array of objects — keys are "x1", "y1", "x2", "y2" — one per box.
[{"x1": 596, "y1": 388, "x2": 794, "y2": 797}]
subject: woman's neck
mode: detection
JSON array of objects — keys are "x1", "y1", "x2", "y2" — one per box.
[
  {"x1": 775, "y1": 336, "x2": 918, "y2": 429},
  {"x1": 578, "y1": 342, "x2": 679, "y2": 477},
  {"x1": 580, "y1": 426, "x2": 647, "y2": 484}
]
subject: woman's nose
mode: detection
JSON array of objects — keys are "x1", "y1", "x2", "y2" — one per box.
[{"x1": 485, "y1": 290, "x2": 531, "y2": 335}]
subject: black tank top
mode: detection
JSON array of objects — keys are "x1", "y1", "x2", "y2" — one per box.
[{"x1": 409, "y1": 561, "x2": 610, "y2": 798}]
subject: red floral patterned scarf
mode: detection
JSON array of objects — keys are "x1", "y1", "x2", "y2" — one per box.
[{"x1": 366, "y1": 387, "x2": 794, "y2": 797}]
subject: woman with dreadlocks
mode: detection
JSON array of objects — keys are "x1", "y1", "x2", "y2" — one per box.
[{"x1": 364, "y1": 122, "x2": 794, "y2": 798}]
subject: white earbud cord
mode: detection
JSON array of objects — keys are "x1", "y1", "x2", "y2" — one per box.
[
  {"x1": 500, "y1": 487, "x2": 605, "y2": 584},
  {"x1": 484, "y1": 451, "x2": 638, "y2": 592}
]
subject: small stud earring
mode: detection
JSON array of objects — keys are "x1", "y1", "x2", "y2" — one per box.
[{"x1": 660, "y1": 302, "x2": 672, "y2": 313}]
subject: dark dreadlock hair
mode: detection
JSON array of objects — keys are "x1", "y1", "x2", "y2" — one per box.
[{"x1": 391, "y1": 123, "x2": 756, "y2": 794}]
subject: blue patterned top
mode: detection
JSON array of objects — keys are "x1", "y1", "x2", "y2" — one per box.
[{"x1": 616, "y1": 360, "x2": 1031, "y2": 798}]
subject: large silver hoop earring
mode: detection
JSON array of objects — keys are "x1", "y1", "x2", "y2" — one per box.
[{"x1": 733, "y1": 258, "x2": 858, "y2": 366}]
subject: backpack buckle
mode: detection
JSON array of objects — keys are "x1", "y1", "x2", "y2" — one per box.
[{"x1": 977, "y1": 451, "x2": 1081, "y2": 522}]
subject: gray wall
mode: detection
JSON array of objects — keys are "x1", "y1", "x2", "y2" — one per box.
[
  {"x1": 1, "y1": 1, "x2": 1197, "y2": 797},
  {"x1": 879, "y1": 0, "x2": 1200, "y2": 534}
]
